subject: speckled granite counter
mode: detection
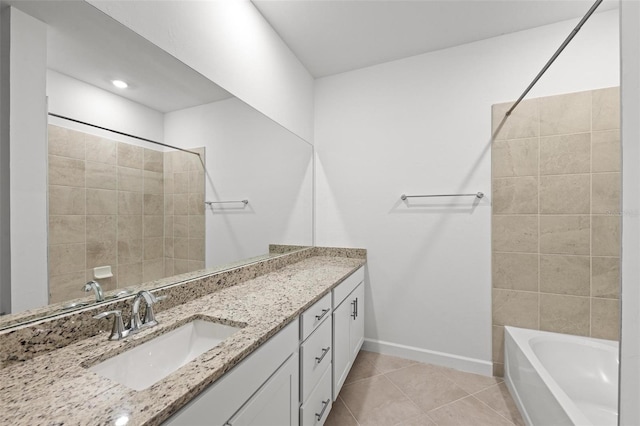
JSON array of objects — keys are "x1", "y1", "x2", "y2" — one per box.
[{"x1": 0, "y1": 254, "x2": 365, "y2": 426}]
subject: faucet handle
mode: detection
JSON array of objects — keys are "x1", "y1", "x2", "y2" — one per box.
[
  {"x1": 142, "y1": 294, "x2": 169, "y2": 327},
  {"x1": 93, "y1": 310, "x2": 128, "y2": 341}
]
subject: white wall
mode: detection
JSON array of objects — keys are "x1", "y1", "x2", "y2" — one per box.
[
  {"x1": 88, "y1": 0, "x2": 315, "y2": 143},
  {"x1": 0, "y1": 6, "x2": 9, "y2": 315},
  {"x1": 315, "y1": 10, "x2": 619, "y2": 373},
  {"x1": 7, "y1": 7, "x2": 48, "y2": 312},
  {"x1": 164, "y1": 97, "x2": 313, "y2": 267},
  {"x1": 619, "y1": 0, "x2": 640, "y2": 423},
  {"x1": 47, "y1": 70, "x2": 164, "y2": 144}
]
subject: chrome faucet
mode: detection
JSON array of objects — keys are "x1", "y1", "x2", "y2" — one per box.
[
  {"x1": 93, "y1": 310, "x2": 129, "y2": 341},
  {"x1": 83, "y1": 280, "x2": 104, "y2": 302},
  {"x1": 130, "y1": 290, "x2": 165, "y2": 332}
]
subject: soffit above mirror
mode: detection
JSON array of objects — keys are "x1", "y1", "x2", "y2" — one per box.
[{"x1": 2, "y1": 0, "x2": 233, "y2": 113}]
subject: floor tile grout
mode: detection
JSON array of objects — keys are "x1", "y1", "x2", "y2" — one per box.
[
  {"x1": 337, "y1": 394, "x2": 361, "y2": 426},
  {"x1": 381, "y1": 368, "x2": 447, "y2": 424},
  {"x1": 468, "y1": 393, "x2": 518, "y2": 426}
]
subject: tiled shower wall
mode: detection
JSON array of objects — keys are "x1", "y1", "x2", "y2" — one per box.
[
  {"x1": 47, "y1": 125, "x2": 204, "y2": 303},
  {"x1": 491, "y1": 87, "x2": 620, "y2": 376}
]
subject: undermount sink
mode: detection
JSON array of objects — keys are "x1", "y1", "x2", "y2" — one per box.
[{"x1": 89, "y1": 319, "x2": 242, "y2": 391}]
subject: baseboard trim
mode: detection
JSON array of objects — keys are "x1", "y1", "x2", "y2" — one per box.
[{"x1": 362, "y1": 338, "x2": 493, "y2": 376}]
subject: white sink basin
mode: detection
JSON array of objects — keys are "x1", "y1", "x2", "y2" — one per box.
[{"x1": 89, "y1": 319, "x2": 241, "y2": 391}]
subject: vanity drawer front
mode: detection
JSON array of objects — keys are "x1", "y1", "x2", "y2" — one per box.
[
  {"x1": 300, "y1": 316, "x2": 332, "y2": 402},
  {"x1": 333, "y1": 267, "x2": 364, "y2": 308},
  {"x1": 300, "y1": 364, "x2": 332, "y2": 426},
  {"x1": 300, "y1": 292, "x2": 332, "y2": 341}
]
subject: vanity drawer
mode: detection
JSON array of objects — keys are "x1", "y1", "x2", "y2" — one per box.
[
  {"x1": 300, "y1": 316, "x2": 332, "y2": 402},
  {"x1": 333, "y1": 267, "x2": 364, "y2": 308},
  {"x1": 300, "y1": 292, "x2": 332, "y2": 341},
  {"x1": 300, "y1": 364, "x2": 332, "y2": 426}
]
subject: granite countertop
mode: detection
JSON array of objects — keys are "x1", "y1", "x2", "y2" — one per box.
[{"x1": 0, "y1": 255, "x2": 365, "y2": 426}]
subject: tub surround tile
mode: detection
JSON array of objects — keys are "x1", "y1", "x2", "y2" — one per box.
[
  {"x1": 49, "y1": 155, "x2": 85, "y2": 187},
  {"x1": 592, "y1": 130, "x2": 621, "y2": 172},
  {"x1": 539, "y1": 174, "x2": 590, "y2": 214},
  {"x1": 539, "y1": 215, "x2": 590, "y2": 255},
  {"x1": 491, "y1": 138, "x2": 538, "y2": 178},
  {"x1": 492, "y1": 216, "x2": 538, "y2": 253},
  {"x1": 492, "y1": 325, "x2": 505, "y2": 364},
  {"x1": 0, "y1": 249, "x2": 364, "y2": 426},
  {"x1": 49, "y1": 186, "x2": 85, "y2": 215},
  {"x1": 86, "y1": 189, "x2": 117, "y2": 215},
  {"x1": 539, "y1": 294, "x2": 590, "y2": 336},
  {"x1": 539, "y1": 91, "x2": 591, "y2": 136},
  {"x1": 48, "y1": 125, "x2": 85, "y2": 159},
  {"x1": 118, "y1": 191, "x2": 143, "y2": 215},
  {"x1": 85, "y1": 134, "x2": 117, "y2": 164},
  {"x1": 492, "y1": 289, "x2": 538, "y2": 329},
  {"x1": 592, "y1": 173, "x2": 621, "y2": 215},
  {"x1": 592, "y1": 215, "x2": 621, "y2": 256},
  {"x1": 539, "y1": 133, "x2": 590, "y2": 175},
  {"x1": 49, "y1": 243, "x2": 86, "y2": 276},
  {"x1": 117, "y1": 166, "x2": 144, "y2": 192},
  {"x1": 491, "y1": 99, "x2": 538, "y2": 140},
  {"x1": 85, "y1": 215, "x2": 116, "y2": 242},
  {"x1": 592, "y1": 257, "x2": 620, "y2": 299},
  {"x1": 86, "y1": 162, "x2": 117, "y2": 190},
  {"x1": 492, "y1": 252, "x2": 538, "y2": 292},
  {"x1": 49, "y1": 216, "x2": 86, "y2": 245},
  {"x1": 49, "y1": 271, "x2": 87, "y2": 304},
  {"x1": 539, "y1": 255, "x2": 590, "y2": 296},
  {"x1": 492, "y1": 177, "x2": 538, "y2": 214},
  {"x1": 592, "y1": 87, "x2": 620, "y2": 131},
  {"x1": 86, "y1": 240, "x2": 117, "y2": 270},
  {"x1": 591, "y1": 298, "x2": 620, "y2": 340},
  {"x1": 144, "y1": 148, "x2": 163, "y2": 173},
  {"x1": 117, "y1": 142, "x2": 143, "y2": 169}
]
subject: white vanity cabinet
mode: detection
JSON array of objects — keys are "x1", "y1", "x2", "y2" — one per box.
[
  {"x1": 164, "y1": 319, "x2": 299, "y2": 426},
  {"x1": 332, "y1": 267, "x2": 365, "y2": 400}
]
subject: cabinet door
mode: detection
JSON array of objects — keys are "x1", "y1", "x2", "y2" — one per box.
[
  {"x1": 332, "y1": 299, "x2": 351, "y2": 400},
  {"x1": 227, "y1": 353, "x2": 299, "y2": 426},
  {"x1": 349, "y1": 283, "x2": 365, "y2": 359}
]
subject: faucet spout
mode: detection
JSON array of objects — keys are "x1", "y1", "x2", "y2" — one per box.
[
  {"x1": 83, "y1": 280, "x2": 104, "y2": 302},
  {"x1": 130, "y1": 290, "x2": 165, "y2": 331}
]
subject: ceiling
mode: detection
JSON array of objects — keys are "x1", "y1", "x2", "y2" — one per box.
[
  {"x1": 252, "y1": 0, "x2": 620, "y2": 78},
  {"x1": 1, "y1": 1, "x2": 232, "y2": 113}
]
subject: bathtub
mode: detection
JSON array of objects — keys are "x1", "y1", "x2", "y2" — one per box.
[{"x1": 504, "y1": 326, "x2": 618, "y2": 426}]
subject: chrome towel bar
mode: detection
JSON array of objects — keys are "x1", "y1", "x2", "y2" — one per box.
[
  {"x1": 205, "y1": 200, "x2": 249, "y2": 205},
  {"x1": 401, "y1": 192, "x2": 484, "y2": 200}
]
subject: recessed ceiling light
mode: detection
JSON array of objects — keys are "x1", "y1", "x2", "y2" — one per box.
[{"x1": 112, "y1": 80, "x2": 128, "y2": 89}]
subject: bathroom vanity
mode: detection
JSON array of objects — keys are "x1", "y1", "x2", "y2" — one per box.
[{"x1": 0, "y1": 247, "x2": 366, "y2": 426}]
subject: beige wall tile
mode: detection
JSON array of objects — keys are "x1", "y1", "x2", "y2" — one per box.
[
  {"x1": 174, "y1": 193, "x2": 189, "y2": 215},
  {"x1": 492, "y1": 289, "x2": 538, "y2": 328},
  {"x1": 164, "y1": 238, "x2": 174, "y2": 258},
  {"x1": 189, "y1": 171, "x2": 205, "y2": 193},
  {"x1": 164, "y1": 258, "x2": 174, "y2": 277},
  {"x1": 493, "y1": 363, "x2": 504, "y2": 378},
  {"x1": 592, "y1": 257, "x2": 620, "y2": 299},
  {"x1": 540, "y1": 255, "x2": 590, "y2": 296},
  {"x1": 540, "y1": 133, "x2": 590, "y2": 175},
  {"x1": 174, "y1": 172, "x2": 189, "y2": 194},
  {"x1": 49, "y1": 243, "x2": 85, "y2": 276},
  {"x1": 163, "y1": 152, "x2": 175, "y2": 174},
  {"x1": 86, "y1": 240, "x2": 116, "y2": 269},
  {"x1": 492, "y1": 138, "x2": 538, "y2": 178},
  {"x1": 118, "y1": 167, "x2": 143, "y2": 192},
  {"x1": 539, "y1": 91, "x2": 591, "y2": 136},
  {"x1": 144, "y1": 148, "x2": 163, "y2": 173},
  {"x1": 174, "y1": 215, "x2": 188, "y2": 238},
  {"x1": 174, "y1": 238, "x2": 189, "y2": 260},
  {"x1": 85, "y1": 135, "x2": 116, "y2": 164},
  {"x1": 492, "y1": 177, "x2": 538, "y2": 214},
  {"x1": 144, "y1": 215, "x2": 164, "y2": 238},
  {"x1": 164, "y1": 175, "x2": 175, "y2": 195},
  {"x1": 188, "y1": 151, "x2": 205, "y2": 172},
  {"x1": 592, "y1": 215, "x2": 621, "y2": 256},
  {"x1": 86, "y1": 162, "x2": 117, "y2": 190},
  {"x1": 118, "y1": 262, "x2": 142, "y2": 287},
  {"x1": 164, "y1": 217, "x2": 174, "y2": 238},
  {"x1": 118, "y1": 192, "x2": 143, "y2": 215},
  {"x1": 540, "y1": 215, "x2": 590, "y2": 255},
  {"x1": 144, "y1": 170, "x2": 164, "y2": 195},
  {"x1": 143, "y1": 259, "x2": 165, "y2": 282},
  {"x1": 592, "y1": 173, "x2": 621, "y2": 214},
  {"x1": 86, "y1": 189, "x2": 117, "y2": 215},
  {"x1": 144, "y1": 194, "x2": 164, "y2": 216},
  {"x1": 117, "y1": 142, "x2": 143, "y2": 169},
  {"x1": 49, "y1": 155, "x2": 85, "y2": 187},
  {"x1": 144, "y1": 237, "x2": 164, "y2": 260},
  {"x1": 539, "y1": 174, "x2": 590, "y2": 214},
  {"x1": 172, "y1": 151, "x2": 191, "y2": 172},
  {"x1": 49, "y1": 216, "x2": 85, "y2": 245},
  {"x1": 591, "y1": 298, "x2": 620, "y2": 340},
  {"x1": 189, "y1": 215, "x2": 205, "y2": 239},
  {"x1": 49, "y1": 186, "x2": 85, "y2": 215},
  {"x1": 492, "y1": 253, "x2": 538, "y2": 291},
  {"x1": 49, "y1": 271, "x2": 87, "y2": 304},
  {"x1": 188, "y1": 238, "x2": 205, "y2": 261},
  {"x1": 492, "y1": 326, "x2": 505, "y2": 363},
  {"x1": 164, "y1": 194, "x2": 175, "y2": 215},
  {"x1": 118, "y1": 215, "x2": 142, "y2": 240},
  {"x1": 491, "y1": 99, "x2": 538, "y2": 140},
  {"x1": 118, "y1": 239, "x2": 143, "y2": 264},
  {"x1": 187, "y1": 260, "x2": 205, "y2": 271},
  {"x1": 492, "y1": 216, "x2": 538, "y2": 253},
  {"x1": 592, "y1": 130, "x2": 620, "y2": 172},
  {"x1": 174, "y1": 259, "x2": 191, "y2": 274},
  {"x1": 592, "y1": 87, "x2": 620, "y2": 131},
  {"x1": 540, "y1": 294, "x2": 590, "y2": 336},
  {"x1": 86, "y1": 215, "x2": 116, "y2": 242},
  {"x1": 48, "y1": 125, "x2": 85, "y2": 159},
  {"x1": 188, "y1": 193, "x2": 205, "y2": 215}
]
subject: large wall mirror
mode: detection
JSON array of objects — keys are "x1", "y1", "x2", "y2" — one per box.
[{"x1": 0, "y1": 1, "x2": 313, "y2": 328}]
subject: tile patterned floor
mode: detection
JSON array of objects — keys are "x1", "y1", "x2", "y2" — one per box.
[{"x1": 325, "y1": 351, "x2": 525, "y2": 426}]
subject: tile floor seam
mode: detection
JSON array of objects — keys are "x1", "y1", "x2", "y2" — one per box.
[
  {"x1": 382, "y1": 370, "x2": 440, "y2": 425},
  {"x1": 337, "y1": 394, "x2": 361, "y2": 426},
  {"x1": 424, "y1": 393, "x2": 477, "y2": 416},
  {"x1": 468, "y1": 393, "x2": 519, "y2": 426}
]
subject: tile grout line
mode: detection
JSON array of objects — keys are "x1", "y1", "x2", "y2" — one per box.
[
  {"x1": 470, "y1": 393, "x2": 519, "y2": 426},
  {"x1": 336, "y1": 395, "x2": 361, "y2": 426}
]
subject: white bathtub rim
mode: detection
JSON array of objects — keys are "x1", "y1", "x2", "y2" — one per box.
[
  {"x1": 503, "y1": 364, "x2": 534, "y2": 426},
  {"x1": 504, "y1": 326, "x2": 618, "y2": 426}
]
